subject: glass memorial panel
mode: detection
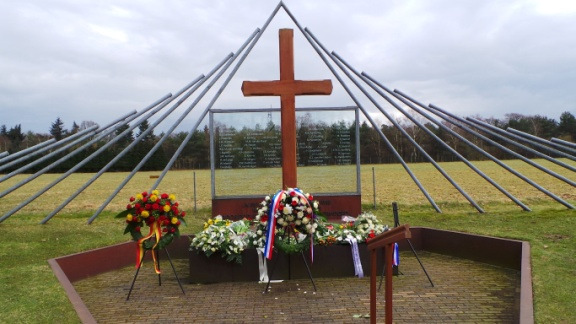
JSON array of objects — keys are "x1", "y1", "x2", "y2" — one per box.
[{"x1": 211, "y1": 107, "x2": 358, "y2": 197}]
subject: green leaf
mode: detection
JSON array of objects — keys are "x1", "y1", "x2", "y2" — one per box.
[{"x1": 115, "y1": 210, "x2": 130, "y2": 219}]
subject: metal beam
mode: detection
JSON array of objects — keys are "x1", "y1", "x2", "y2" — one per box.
[
  {"x1": 0, "y1": 90, "x2": 178, "y2": 223},
  {"x1": 0, "y1": 139, "x2": 56, "y2": 165},
  {"x1": 392, "y1": 89, "x2": 532, "y2": 210},
  {"x1": 152, "y1": 2, "x2": 288, "y2": 193},
  {"x1": 426, "y1": 103, "x2": 574, "y2": 209},
  {"x1": 551, "y1": 137, "x2": 576, "y2": 150},
  {"x1": 40, "y1": 71, "x2": 213, "y2": 224},
  {"x1": 467, "y1": 118, "x2": 576, "y2": 171},
  {"x1": 0, "y1": 125, "x2": 99, "y2": 183},
  {"x1": 86, "y1": 43, "x2": 251, "y2": 224},
  {"x1": 507, "y1": 128, "x2": 576, "y2": 156},
  {"x1": 329, "y1": 52, "x2": 483, "y2": 212},
  {"x1": 299, "y1": 27, "x2": 440, "y2": 212}
]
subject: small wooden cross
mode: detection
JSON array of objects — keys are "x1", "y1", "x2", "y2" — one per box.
[{"x1": 242, "y1": 28, "x2": 332, "y2": 188}]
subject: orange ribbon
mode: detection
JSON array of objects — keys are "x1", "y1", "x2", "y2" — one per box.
[{"x1": 136, "y1": 219, "x2": 162, "y2": 274}]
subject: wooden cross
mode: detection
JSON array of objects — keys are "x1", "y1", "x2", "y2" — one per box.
[{"x1": 242, "y1": 28, "x2": 332, "y2": 188}]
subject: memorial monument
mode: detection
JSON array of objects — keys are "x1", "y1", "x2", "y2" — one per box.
[{"x1": 211, "y1": 28, "x2": 362, "y2": 219}]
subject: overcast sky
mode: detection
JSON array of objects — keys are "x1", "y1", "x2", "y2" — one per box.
[{"x1": 1, "y1": 0, "x2": 576, "y2": 134}]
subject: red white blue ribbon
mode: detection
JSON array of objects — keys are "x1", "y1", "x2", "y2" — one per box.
[{"x1": 263, "y1": 190, "x2": 283, "y2": 260}]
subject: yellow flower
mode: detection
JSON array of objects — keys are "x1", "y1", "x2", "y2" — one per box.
[
  {"x1": 171, "y1": 217, "x2": 178, "y2": 225},
  {"x1": 163, "y1": 205, "x2": 171, "y2": 212},
  {"x1": 126, "y1": 214, "x2": 133, "y2": 221},
  {"x1": 169, "y1": 194, "x2": 176, "y2": 201},
  {"x1": 136, "y1": 193, "x2": 143, "y2": 200},
  {"x1": 150, "y1": 195, "x2": 158, "y2": 202},
  {"x1": 208, "y1": 219, "x2": 213, "y2": 225},
  {"x1": 152, "y1": 189, "x2": 160, "y2": 196},
  {"x1": 141, "y1": 210, "x2": 149, "y2": 218}
]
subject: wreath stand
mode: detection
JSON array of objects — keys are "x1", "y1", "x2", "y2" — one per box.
[
  {"x1": 126, "y1": 247, "x2": 186, "y2": 300},
  {"x1": 263, "y1": 249, "x2": 317, "y2": 294},
  {"x1": 263, "y1": 229, "x2": 317, "y2": 294},
  {"x1": 378, "y1": 202, "x2": 434, "y2": 291}
]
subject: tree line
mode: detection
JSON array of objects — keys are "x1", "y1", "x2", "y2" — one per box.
[{"x1": 1, "y1": 111, "x2": 574, "y2": 172}]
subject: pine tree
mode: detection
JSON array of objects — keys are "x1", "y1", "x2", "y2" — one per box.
[
  {"x1": 50, "y1": 117, "x2": 66, "y2": 140},
  {"x1": 558, "y1": 111, "x2": 576, "y2": 141},
  {"x1": 70, "y1": 121, "x2": 80, "y2": 134},
  {"x1": 137, "y1": 120, "x2": 155, "y2": 142},
  {"x1": 7, "y1": 124, "x2": 25, "y2": 152}
]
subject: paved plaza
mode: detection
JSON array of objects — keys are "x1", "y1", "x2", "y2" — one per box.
[{"x1": 74, "y1": 251, "x2": 519, "y2": 323}]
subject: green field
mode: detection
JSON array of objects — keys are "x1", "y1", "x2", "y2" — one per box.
[{"x1": 0, "y1": 159, "x2": 575, "y2": 322}]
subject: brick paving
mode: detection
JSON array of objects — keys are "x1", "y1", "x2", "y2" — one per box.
[{"x1": 74, "y1": 251, "x2": 519, "y2": 323}]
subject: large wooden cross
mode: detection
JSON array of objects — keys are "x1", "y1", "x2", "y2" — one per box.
[{"x1": 242, "y1": 28, "x2": 332, "y2": 188}]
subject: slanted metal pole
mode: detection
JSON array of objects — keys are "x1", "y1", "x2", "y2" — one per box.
[
  {"x1": 0, "y1": 126, "x2": 99, "y2": 182},
  {"x1": 508, "y1": 128, "x2": 576, "y2": 156},
  {"x1": 0, "y1": 152, "x2": 8, "y2": 159},
  {"x1": 329, "y1": 51, "x2": 483, "y2": 212},
  {"x1": 295, "y1": 27, "x2": 440, "y2": 212},
  {"x1": 0, "y1": 92, "x2": 175, "y2": 223},
  {"x1": 0, "y1": 97, "x2": 168, "y2": 201},
  {"x1": 390, "y1": 88, "x2": 531, "y2": 211},
  {"x1": 467, "y1": 118, "x2": 576, "y2": 171},
  {"x1": 39, "y1": 74, "x2": 208, "y2": 224},
  {"x1": 426, "y1": 103, "x2": 573, "y2": 209},
  {"x1": 551, "y1": 137, "x2": 576, "y2": 150},
  {"x1": 416, "y1": 115, "x2": 576, "y2": 186},
  {"x1": 0, "y1": 127, "x2": 100, "y2": 172},
  {"x1": 152, "y1": 3, "x2": 284, "y2": 190},
  {"x1": 86, "y1": 51, "x2": 237, "y2": 224},
  {"x1": 0, "y1": 139, "x2": 56, "y2": 165}
]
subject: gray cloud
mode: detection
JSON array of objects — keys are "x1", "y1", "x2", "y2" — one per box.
[{"x1": 1, "y1": 0, "x2": 575, "y2": 133}]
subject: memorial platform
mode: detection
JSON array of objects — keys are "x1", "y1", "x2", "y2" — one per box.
[
  {"x1": 74, "y1": 251, "x2": 519, "y2": 323},
  {"x1": 50, "y1": 227, "x2": 533, "y2": 323}
]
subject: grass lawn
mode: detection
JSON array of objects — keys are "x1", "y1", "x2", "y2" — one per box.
[{"x1": 0, "y1": 160, "x2": 575, "y2": 322}]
